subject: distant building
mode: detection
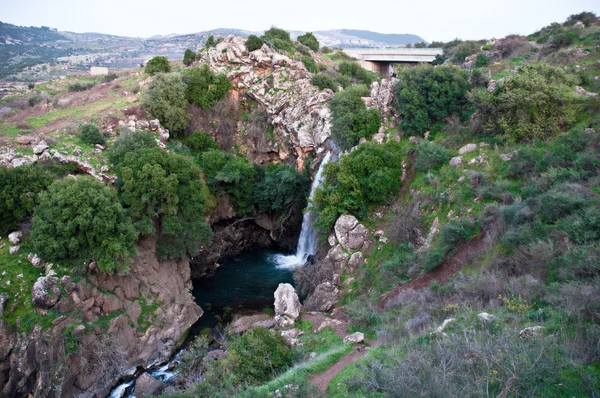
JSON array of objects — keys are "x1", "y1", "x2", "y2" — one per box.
[{"x1": 90, "y1": 66, "x2": 109, "y2": 76}]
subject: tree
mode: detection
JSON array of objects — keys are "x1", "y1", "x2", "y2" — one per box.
[
  {"x1": 338, "y1": 61, "x2": 375, "y2": 85},
  {"x1": 80, "y1": 123, "x2": 105, "y2": 146},
  {"x1": 330, "y1": 85, "x2": 381, "y2": 150},
  {"x1": 254, "y1": 164, "x2": 309, "y2": 214},
  {"x1": 245, "y1": 35, "x2": 263, "y2": 52},
  {"x1": 301, "y1": 55, "x2": 318, "y2": 73},
  {"x1": 183, "y1": 48, "x2": 196, "y2": 66},
  {"x1": 205, "y1": 34, "x2": 216, "y2": 49},
  {"x1": 107, "y1": 131, "x2": 157, "y2": 166},
  {"x1": 0, "y1": 164, "x2": 54, "y2": 235},
  {"x1": 30, "y1": 177, "x2": 137, "y2": 274},
  {"x1": 187, "y1": 131, "x2": 219, "y2": 153},
  {"x1": 298, "y1": 32, "x2": 319, "y2": 52},
  {"x1": 142, "y1": 73, "x2": 190, "y2": 136},
  {"x1": 144, "y1": 56, "x2": 171, "y2": 75},
  {"x1": 264, "y1": 27, "x2": 294, "y2": 52},
  {"x1": 184, "y1": 65, "x2": 232, "y2": 110},
  {"x1": 394, "y1": 65, "x2": 470, "y2": 135}
]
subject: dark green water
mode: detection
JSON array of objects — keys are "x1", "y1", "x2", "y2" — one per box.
[{"x1": 191, "y1": 249, "x2": 294, "y2": 332}]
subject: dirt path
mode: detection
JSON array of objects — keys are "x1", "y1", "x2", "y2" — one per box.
[{"x1": 308, "y1": 346, "x2": 366, "y2": 393}]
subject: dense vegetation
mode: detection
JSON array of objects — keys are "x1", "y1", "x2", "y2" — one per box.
[
  {"x1": 142, "y1": 73, "x2": 190, "y2": 136},
  {"x1": 144, "y1": 56, "x2": 171, "y2": 75},
  {"x1": 184, "y1": 65, "x2": 232, "y2": 110}
]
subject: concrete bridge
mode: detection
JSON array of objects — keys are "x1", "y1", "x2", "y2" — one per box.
[{"x1": 342, "y1": 48, "x2": 443, "y2": 76}]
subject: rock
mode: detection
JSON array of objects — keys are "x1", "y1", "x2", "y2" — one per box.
[
  {"x1": 274, "y1": 283, "x2": 301, "y2": 328},
  {"x1": 487, "y1": 79, "x2": 498, "y2": 92},
  {"x1": 327, "y1": 233, "x2": 337, "y2": 247},
  {"x1": 32, "y1": 275, "x2": 61, "y2": 309},
  {"x1": 449, "y1": 156, "x2": 463, "y2": 167},
  {"x1": 8, "y1": 231, "x2": 22, "y2": 244},
  {"x1": 334, "y1": 215, "x2": 369, "y2": 251},
  {"x1": 158, "y1": 128, "x2": 169, "y2": 143},
  {"x1": 317, "y1": 318, "x2": 343, "y2": 332},
  {"x1": 135, "y1": 373, "x2": 165, "y2": 397},
  {"x1": 519, "y1": 326, "x2": 544, "y2": 339},
  {"x1": 9, "y1": 246, "x2": 20, "y2": 255},
  {"x1": 303, "y1": 282, "x2": 339, "y2": 312},
  {"x1": 33, "y1": 140, "x2": 49, "y2": 155},
  {"x1": 0, "y1": 295, "x2": 6, "y2": 317},
  {"x1": 150, "y1": 119, "x2": 161, "y2": 131},
  {"x1": 347, "y1": 252, "x2": 365, "y2": 271},
  {"x1": 72, "y1": 324, "x2": 86, "y2": 337},
  {"x1": 55, "y1": 294, "x2": 75, "y2": 313},
  {"x1": 431, "y1": 318, "x2": 455, "y2": 336},
  {"x1": 478, "y1": 312, "x2": 497, "y2": 322},
  {"x1": 205, "y1": 349, "x2": 227, "y2": 360},
  {"x1": 281, "y1": 328, "x2": 301, "y2": 345},
  {"x1": 28, "y1": 253, "x2": 43, "y2": 268},
  {"x1": 230, "y1": 313, "x2": 275, "y2": 334},
  {"x1": 405, "y1": 313, "x2": 433, "y2": 335},
  {"x1": 500, "y1": 150, "x2": 518, "y2": 161},
  {"x1": 274, "y1": 385, "x2": 299, "y2": 398},
  {"x1": 343, "y1": 332, "x2": 364, "y2": 344},
  {"x1": 468, "y1": 153, "x2": 488, "y2": 165},
  {"x1": 458, "y1": 143, "x2": 478, "y2": 155}
]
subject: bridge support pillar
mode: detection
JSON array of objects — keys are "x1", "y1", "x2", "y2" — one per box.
[{"x1": 361, "y1": 61, "x2": 393, "y2": 76}]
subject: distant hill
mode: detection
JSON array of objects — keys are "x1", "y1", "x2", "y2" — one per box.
[{"x1": 339, "y1": 29, "x2": 426, "y2": 45}]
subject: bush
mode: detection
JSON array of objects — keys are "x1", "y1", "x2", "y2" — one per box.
[
  {"x1": 80, "y1": 123, "x2": 106, "y2": 146},
  {"x1": 184, "y1": 65, "x2": 232, "y2": 110},
  {"x1": 245, "y1": 35, "x2": 263, "y2": 52},
  {"x1": 441, "y1": 217, "x2": 479, "y2": 247},
  {"x1": 183, "y1": 48, "x2": 196, "y2": 66},
  {"x1": 321, "y1": 46, "x2": 333, "y2": 54},
  {"x1": 470, "y1": 63, "x2": 583, "y2": 142},
  {"x1": 475, "y1": 53, "x2": 490, "y2": 67},
  {"x1": 330, "y1": 84, "x2": 381, "y2": 150},
  {"x1": 300, "y1": 55, "x2": 318, "y2": 73},
  {"x1": 107, "y1": 131, "x2": 157, "y2": 166},
  {"x1": 311, "y1": 73, "x2": 337, "y2": 91},
  {"x1": 338, "y1": 62, "x2": 374, "y2": 86},
  {"x1": 254, "y1": 164, "x2": 309, "y2": 214},
  {"x1": 119, "y1": 148, "x2": 212, "y2": 259},
  {"x1": 144, "y1": 56, "x2": 171, "y2": 75},
  {"x1": 297, "y1": 32, "x2": 319, "y2": 52},
  {"x1": 187, "y1": 131, "x2": 219, "y2": 153},
  {"x1": 314, "y1": 141, "x2": 405, "y2": 232},
  {"x1": 0, "y1": 164, "x2": 54, "y2": 235},
  {"x1": 28, "y1": 95, "x2": 42, "y2": 107},
  {"x1": 450, "y1": 40, "x2": 479, "y2": 63},
  {"x1": 102, "y1": 73, "x2": 118, "y2": 82},
  {"x1": 205, "y1": 34, "x2": 217, "y2": 49},
  {"x1": 31, "y1": 177, "x2": 137, "y2": 274},
  {"x1": 415, "y1": 141, "x2": 451, "y2": 172},
  {"x1": 264, "y1": 27, "x2": 294, "y2": 52},
  {"x1": 142, "y1": 73, "x2": 190, "y2": 136},
  {"x1": 394, "y1": 65, "x2": 470, "y2": 135},
  {"x1": 68, "y1": 81, "x2": 95, "y2": 92}
]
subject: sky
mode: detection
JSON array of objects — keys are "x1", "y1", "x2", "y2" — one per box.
[{"x1": 2, "y1": 0, "x2": 600, "y2": 42}]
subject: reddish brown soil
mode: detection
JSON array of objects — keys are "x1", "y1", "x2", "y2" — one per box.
[{"x1": 308, "y1": 346, "x2": 367, "y2": 392}]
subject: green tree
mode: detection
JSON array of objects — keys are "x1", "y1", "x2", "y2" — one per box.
[
  {"x1": 338, "y1": 62, "x2": 375, "y2": 86},
  {"x1": 297, "y1": 32, "x2": 319, "y2": 52},
  {"x1": 184, "y1": 65, "x2": 232, "y2": 110},
  {"x1": 30, "y1": 177, "x2": 137, "y2": 274},
  {"x1": 144, "y1": 56, "x2": 171, "y2": 75},
  {"x1": 0, "y1": 164, "x2": 54, "y2": 235},
  {"x1": 264, "y1": 27, "x2": 294, "y2": 52},
  {"x1": 205, "y1": 34, "x2": 216, "y2": 49},
  {"x1": 245, "y1": 35, "x2": 264, "y2": 52},
  {"x1": 119, "y1": 148, "x2": 212, "y2": 260},
  {"x1": 312, "y1": 73, "x2": 337, "y2": 91},
  {"x1": 394, "y1": 65, "x2": 470, "y2": 135},
  {"x1": 301, "y1": 55, "x2": 318, "y2": 73},
  {"x1": 183, "y1": 48, "x2": 196, "y2": 66},
  {"x1": 80, "y1": 123, "x2": 105, "y2": 146},
  {"x1": 107, "y1": 131, "x2": 157, "y2": 166},
  {"x1": 330, "y1": 85, "x2": 381, "y2": 150},
  {"x1": 142, "y1": 73, "x2": 190, "y2": 136},
  {"x1": 254, "y1": 164, "x2": 309, "y2": 214},
  {"x1": 187, "y1": 131, "x2": 219, "y2": 153}
]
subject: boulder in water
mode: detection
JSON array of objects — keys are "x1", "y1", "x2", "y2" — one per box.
[
  {"x1": 135, "y1": 373, "x2": 165, "y2": 397},
  {"x1": 274, "y1": 283, "x2": 300, "y2": 329}
]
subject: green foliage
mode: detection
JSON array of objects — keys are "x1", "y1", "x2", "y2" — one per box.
[
  {"x1": 330, "y1": 85, "x2": 381, "y2": 150},
  {"x1": 311, "y1": 73, "x2": 337, "y2": 91},
  {"x1": 254, "y1": 164, "x2": 309, "y2": 214},
  {"x1": 314, "y1": 141, "x2": 405, "y2": 232},
  {"x1": 320, "y1": 46, "x2": 333, "y2": 54},
  {"x1": 119, "y1": 148, "x2": 212, "y2": 259},
  {"x1": 183, "y1": 48, "x2": 197, "y2": 66},
  {"x1": 28, "y1": 95, "x2": 42, "y2": 107},
  {"x1": 30, "y1": 177, "x2": 137, "y2": 274},
  {"x1": 184, "y1": 65, "x2": 232, "y2": 110},
  {"x1": 297, "y1": 32, "x2": 319, "y2": 52},
  {"x1": 199, "y1": 149, "x2": 256, "y2": 214},
  {"x1": 394, "y1": 65, "x2": 470, "y2": 135},
  {"x1": 300, "y1": 56, "x2": 318, "y2": 73},
  {"x1": 205, "y1": 35, "x2": 217, "y2": 49},
  {"x1": 450, "y1": 40, "x2": 479, "y2": 63},
  {"x1": 338, "y1": 62, "x2": 374, "y2": 86},
  {"x1": 475, "y1": 53, "x2": 490, "y2": 67},
  {"x1": 145, "y1": 56, "x2": 171, "y2": 75},
  {"x1": 68, "y1": 81, "x2": 96, "y2": 92},
  {"x1": 441, "y1": 217, "x2": 479, "y2": 247},
  {"x1": 107, "y1": 131, "x2": 157, "y2": 166},
  {"x1": 80, "y1": 123, "x2": 105, "y2": 146},
  {"x1": 264, "y1": 27, "x2": 294, "y2": 52},
  {"x1": 102, "y1": 73, "x2": 118, "y2": 82},
  {"x1": 471, "y1": 63, "x2": 583, "y2": 142},
  {"x1": 245, "y1": 35, "x2": 264, "y2": 52},
  {"x1": 142, "y1": 73, "x2": 190, "y2": 136},
  {"x1": 482, "y1": 44, "x2": 492, "y2": 51},
  {"x1": 415, "y1": 141, "x2": 451, "y2": 172},
  {"x1": 187, "y1": 131, "x2": 219, "y2": 153},
  {"x1": 0, "y1": 164, "x2": 54, "y2": 235}
]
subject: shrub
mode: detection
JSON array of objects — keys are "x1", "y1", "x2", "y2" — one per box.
[
  {"x1": 183, "y1": 48, "x2": 196, "y2": 66},
  {"x1": 441, "y1": 217, "x2": 479, "y2": 248},
  {"x1": 470, "y1": 63, "x2": 583, "y2": 142},
  {"x1": 184, "y1": 65, "x2": 232, "y2": 110},
  {"x1": 119, "y1": 148, "x2": 212, "y2": 259},
  {"x1": 338, "y1": 61, "x2": 374, "y2": 85},
  {"x1": 551, "y1": 31, "x2": 578, "y2": 48},
  {"x1": 31, "y1": 177, "x2": 137, "y2": 274},
  {"x1": 415, "y1": 141, "x2": 451, "y2": 172},
  {"x1": 482, "y1": 44, "x2": 492, "y2": 51},
  {"x1": 254, "y1": 164, "x2": 309, "y2": 214},
  {"x1": 205, "y1": 34, "x2": 217, "y2": 49},
  {"x1": 28, "y1": 95, "x2": 42, "y2": 107},
  {"x1": 144, "y1": 56, "x2": 171, "y2": 75},
  {"x1": 187, "y1": 131, "x2": 219, "y2": 153},
  {"x1": 450, "y1": 40, "x2": 479, "y2": 63},
  {"x1": 394, "y1": 65, "x2": 470, "y2": 135},
  {"x1": 245, "y1": 35, "x2": 263, "y2": 52},
  {"x1": 475, "y1": 53, "x2": 490, "y2": 67},
  {"x1": 142, "y1": 73, "x2": 190, "y2": 136},
  {"x1": 330, "y1": 84, "x2": 381, "y2": 150},
  {"x1": 102, "y1": 73, "x2": 118, "y2": 82},
  {"x1": 297, "y1": 32, "x2": 319, "y2": 52},
  {"x1": 264, "y1": 27, "x2": 294, "y2": 52},
  {"x1": 300, "y1": 55, "x2": 318, "y2": 73},
  {"x1": 107, "y1": 131, "x2": 157, "y2": 166},
  {"x1": 0, "y1": 164, "x2": 55, "y2": 235},
  {"x1": 68, "y1": 81, "x2": 95, "y2": 92},
  {"x1": 80, "y1": 123, "x2": 106, "y2": 146},
  {"x1": 311, "y1": 73, "x2": 337, "y2": 91},
  {"x1": 321, "y1": 46, "x2": 333, "y2": 54}
]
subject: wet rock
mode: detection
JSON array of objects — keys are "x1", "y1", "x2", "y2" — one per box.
[
  {"x1": 32, "y1": 275, "x2": 61, "y2": 309},
  {"x1": 343, "y1": 332, "x2": 364, "y2": 344},
  {"x1": 135, "y1": 373, "x2": 165, "y2": 397},
  {"x1": 274, "y1": 283, "x2": 301, "y2": 329},
  {"x1": 303, "y1": 282, "x2": 339, "y2": 312}
]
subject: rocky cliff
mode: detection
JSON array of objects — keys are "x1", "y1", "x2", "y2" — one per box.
[{"x1": 0, "y1": 237, "x2": 201, "y2": 397}]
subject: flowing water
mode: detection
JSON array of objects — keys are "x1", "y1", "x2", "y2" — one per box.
[{"x1": 273, "y1": 151, "x2": 331, "y2": 269}]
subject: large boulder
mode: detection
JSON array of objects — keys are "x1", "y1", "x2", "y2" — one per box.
[
  {"x1": 303, "y1": 282, "x2": 339, "y2": 312},
  {"x1": 31, "y1": 276, "x2": 61, "y2": 309},
  {"x1": 135, "y1": 373, "x2": 165, "y2": 397},
  {"x1": 274, "y1": 283, "x2": 300, "y2": 329},
  {"x1": 343, "y1": 332, "x2": 365, "y2": 344},
  {"x1": 8, "y1": 231, "x2": 21, "y2": 245},
  {"x1": 334, "y1": 215, "x2": 369, "y2": 251},
  {"x1": 229, "y1": 313, "x2": 275, "y2": 334}
]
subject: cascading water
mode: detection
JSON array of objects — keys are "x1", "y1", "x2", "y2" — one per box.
[{"x1": 273, "y1": 151, "x2": 332, "y2": 269}]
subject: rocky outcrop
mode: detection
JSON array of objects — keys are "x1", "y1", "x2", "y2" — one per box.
[
  {"x1": 0, "y1": 237, "x2": 201, "y2": 398},
  {"x1": 229, "y1": 313, "x2": 275, "y2": 334},
  {"x1": 334, "y1": 215, "x2": 369, "y2": 252},
  {"x1": 343, "y1": 332, "x2": 365, "y2": 344},
  {"x1": 274, "y1": 283, "x2": 301, "y2": 329},
  {"x1": 303, "y1": 282, "x2": 339, "y2": 312}
]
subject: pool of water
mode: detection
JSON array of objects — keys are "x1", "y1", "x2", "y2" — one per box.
[{"x1": 190, "y1": 249, "x2": 294, "y2": 332}]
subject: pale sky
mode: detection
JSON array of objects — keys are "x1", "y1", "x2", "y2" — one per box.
[{"x1": 2, "y1": 0, "x2": 599, "y2": 42}]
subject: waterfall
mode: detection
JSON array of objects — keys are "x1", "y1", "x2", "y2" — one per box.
[{"x1": 273, "y1": 151, "x2": 332, "y2": 269}]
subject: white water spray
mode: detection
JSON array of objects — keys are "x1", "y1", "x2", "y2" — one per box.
[{"x1": 273, "y1": 152, "x2": 332, "y2": 269}]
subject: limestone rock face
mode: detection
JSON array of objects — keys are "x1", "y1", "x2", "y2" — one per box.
[
  {"x1": 343, "y1": 332, "x2": 365, "y2": 344},
  {"x1": 335, "y1": 215, "x2": 369, "y2": 251},
  {"x1": 303, "y1": 282, "x2": 339, "y2": 312},
  {"x1": 31, "y1": 276, "x2": 61, "y2": 309},
  {"x1": 369, "y1": 78, "x2": 398, "y2": 117},
  {"x1": 274, "y1": 283, "x2": 301, "y2": 329},
  {"x1": 135, "y1": 373, "x2": 165, "y2": 397}
]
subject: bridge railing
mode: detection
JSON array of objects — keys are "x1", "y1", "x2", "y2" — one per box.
[{"x1": 343, "y1": 48, "x2": 443, "y2": 55}]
